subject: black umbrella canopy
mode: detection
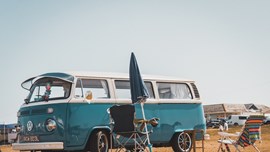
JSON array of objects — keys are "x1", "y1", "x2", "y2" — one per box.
[{"x1": 129, "y1": 52, "x2": 149, "y2": 104}]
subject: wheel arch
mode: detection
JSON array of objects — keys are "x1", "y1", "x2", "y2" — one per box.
[
  {"x1": 170, "y1": 130, "x2": 194, "y2": 152},
  {"x1": 170, "y1": 129, "x2": 193, "y2": 142},
  {"x1": 84, "y1": 126, "x2": 111, "y2": 150}
]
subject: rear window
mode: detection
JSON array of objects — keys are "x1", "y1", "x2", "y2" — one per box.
[
  {"x1": 114, "y1": 80, "x2": 154, "y2": 99},
  {"x1": 157, "y1": 82, "x2": 192, "y2": 99}
]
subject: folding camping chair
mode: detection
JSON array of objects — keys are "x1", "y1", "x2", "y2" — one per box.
[
  {"x1": 217, "y1": 115, "x2": 265, "y2": 152},
  {"x1": 108, "y1": 104, "x2": 159, "y2": 152}
]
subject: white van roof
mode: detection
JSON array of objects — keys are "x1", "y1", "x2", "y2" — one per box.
[
  {"x1": 22, "y1": 71, "x2": 195, "y2": 90},
  {"x1": 67, "y1": 71, "x2": 195, "y2": 83}
]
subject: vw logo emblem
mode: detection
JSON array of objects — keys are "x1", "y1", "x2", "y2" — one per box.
[{"x1": 27, "y1": 121, "x2": 33, "y2": 131}]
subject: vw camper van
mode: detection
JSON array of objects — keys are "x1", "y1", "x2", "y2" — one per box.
[{"x1": 12, "y1": 72, "x2": 206, "y2": 152}]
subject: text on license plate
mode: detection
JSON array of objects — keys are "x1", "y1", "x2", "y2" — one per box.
[{"x1": 21, "y1": 135, "x2": 40, "y2": 142}]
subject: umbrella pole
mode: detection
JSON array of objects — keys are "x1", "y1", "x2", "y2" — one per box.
[{"x1": 140, "y1": 101, "x2": 152, "y2": 152}]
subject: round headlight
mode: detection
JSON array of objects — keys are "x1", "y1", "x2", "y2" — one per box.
[
  {"x1": 15, "y1": 122, "x2": 21, "y2": 133},
  {"x1": 46, "y1": 119, "x2": 57, "y2": 132}
]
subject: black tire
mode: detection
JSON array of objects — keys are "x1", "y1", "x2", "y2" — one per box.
[
  {"x1": 88, "y1": 130, "x2": 109, "y2": 152},
  {"x1": 41, "y1": 150, "x2": 64, "y2": 152},
  {"x1": 171, "y1": 132, "x2": 192, "y2": 152},
  {"x1": 234, "y1": 123, "x2": 239, "y2": 126}
]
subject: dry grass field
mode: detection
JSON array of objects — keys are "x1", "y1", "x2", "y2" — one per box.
[{"x1": 1, "y1": 125, "x2": 269, "y2": 152}]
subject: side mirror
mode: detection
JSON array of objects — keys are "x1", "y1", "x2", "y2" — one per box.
[
  {"x1": 85, "y1": 91, "x2": 93, "y2": 100},
  {"x1": 24, "y1": 99, "x2": 29, "y2": 104}
]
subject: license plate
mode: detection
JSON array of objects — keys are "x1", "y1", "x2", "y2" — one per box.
[{"x1": 20, "y1": 135, "x2": 40, "y2": 142}]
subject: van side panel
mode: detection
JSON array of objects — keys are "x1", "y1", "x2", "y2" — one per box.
[
  {"x1": 65, "y1": 103, "x2": 112, "y2": 150},
  {"x1": 136, "y1": 103, "x2": 206, "y2": 143}
]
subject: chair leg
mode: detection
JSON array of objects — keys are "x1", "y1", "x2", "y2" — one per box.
[
  {"x1": 217, "y1": 143, "x2": 222, "y2": 152},
  {"x1": 110, "y1": 133, "x2": 113, "y2": 152},
  {"x1": 133, "y1": 133, "x2": 147, "y2": 151},
  {"x1": 233, "y1": 144, "x2": 240, "y2": 152},
  {"x1": 224, "y1": 144, "x2": 231, "y2": 152},
  {"x1": 134, "y1": 134, "x2": 137, "y2": 151},
  {"x1": 114, "y1": 135, "x2": 128, "y2": 152},
  {"x1": 110, "y1": 133, "x2": 149, "y2": 152},
  {"x1": 218, "y1": 142, "x2": 226, "y2": 152},
  {"x1": 252, "y1": 144, "x2": 260, "y2": 152}
]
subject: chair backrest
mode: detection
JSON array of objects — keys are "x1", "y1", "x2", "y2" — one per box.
[
  {"x1": 237, "y1": 115, "x2": 265, "y2": 147},
  {"x1": 109, "y1": 104, "x2": 135, "y2": 133}
]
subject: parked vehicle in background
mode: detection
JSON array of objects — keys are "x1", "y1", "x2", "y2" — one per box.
[
  {"x1": 206, "y1": 119, "x2": 221, "y2": 128},
  {"x1": 264, "y1": 115, "x2": 270, "y2": 124},
  {"x1": 219, "y1": 118, "x2": 228, "y2": 123},
  {"x1": 8, "y1": 131, "x2": 17, "y2": 143},
  {"x1": 206, "y1": 118, "x2": 228, "y2": 129},
  {"x1": 0, "y1": 124, "x2": 16, "y2": 144},
  {"x1": 0, "y1": 133, "x2": 7, "y2": 144},
  {"x1": 227, "y1": 115, "x2": 248, "y2": 126}
]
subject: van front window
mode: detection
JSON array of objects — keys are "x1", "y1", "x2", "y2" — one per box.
[{"x1": 28, "y1": 78, "x2": 71, "y2": 102}]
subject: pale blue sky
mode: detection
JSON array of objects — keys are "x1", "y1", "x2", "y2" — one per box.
[{"x1": 1, "y1": 1, "x2": 270, "y2": 123}]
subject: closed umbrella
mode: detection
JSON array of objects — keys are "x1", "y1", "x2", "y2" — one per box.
[{"x1": 129, "y1": 52, "x2": 152, "y2": 152}]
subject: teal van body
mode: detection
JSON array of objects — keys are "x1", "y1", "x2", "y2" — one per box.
[{"x1": 13, "y1": 72, "x2": 206, "y2": 151}]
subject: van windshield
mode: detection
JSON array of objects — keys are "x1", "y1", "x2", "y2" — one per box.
[{"x1": 26, "y1": 78, "x2": 72, "y2": 103}]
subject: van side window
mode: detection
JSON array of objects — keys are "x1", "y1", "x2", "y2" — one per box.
[
  {"x1": 75, "y1": 79, "x2": 110, "y2": 99},
  {"x1": 75, "y1": 79, "x2": 83, "y2": 98},
  {"x1": 157, "y1": 82, "x2": 192, "y2": 99},
  {"x1": 114, "y1": 80, "x2": 154, "y2": 99}
]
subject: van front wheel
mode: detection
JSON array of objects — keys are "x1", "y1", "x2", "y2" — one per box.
[
  {"x1": 88, "y1": 130, "x2": 109, "y2": 152},
  {"x1": 171, "y1": 132, "x2": 192, "y2": 152}
]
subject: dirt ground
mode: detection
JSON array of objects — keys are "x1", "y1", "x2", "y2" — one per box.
[{"x1": 1, "y1": 125, "x2": 269, "y2": 152}]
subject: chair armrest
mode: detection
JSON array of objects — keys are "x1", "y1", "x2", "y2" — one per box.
[
  {"x1": 134, "y1": 119, "x2": 148, "y2": 132},
  {"x1": 134, "y1": 117, "x2": 159, "y2": 127},
  {"x1": 134, "y1": 117, "x2": 160, "y2": 132},
  {"x1": 134, "y1": 119, "x2": 147, "y2": 124},
  {"x1": 148, "y1": 117, "x2": 159, "y2": 127},
  {"x1": 218, "y1": 132, "x2": 239, "y2": 137}
]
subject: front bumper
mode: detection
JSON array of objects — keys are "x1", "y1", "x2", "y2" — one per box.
[{"x1": 12, "y1": 142, "x2": 64, "y2": 150}]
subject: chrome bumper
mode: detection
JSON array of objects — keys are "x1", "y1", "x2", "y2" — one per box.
[{"x1": 12, "y1": 142, "x2": 64, "y2": 150}]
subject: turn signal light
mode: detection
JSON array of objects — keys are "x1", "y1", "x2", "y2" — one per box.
[{"x1": 45, "y1": 119, "x2": 57, "y2": 132}]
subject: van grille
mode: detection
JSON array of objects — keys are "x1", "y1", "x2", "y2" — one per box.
[
  {"x1": 20, "y1": 109, "x2": 47, "y2": 116},
  {"x1": 20, "y1": 110, "x2": 30, "y2": 116},
  {"x1": 191, "y1": 83, "x2": 200, "y2": 99},
  {"x1": 32, "y1": 108, "x2": 47, "y2": 114}
]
